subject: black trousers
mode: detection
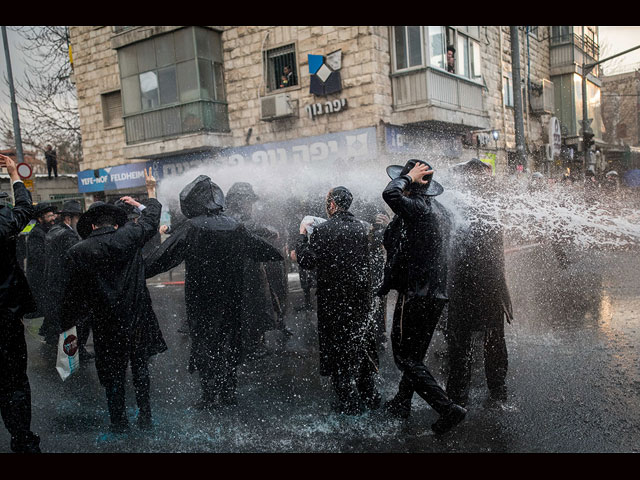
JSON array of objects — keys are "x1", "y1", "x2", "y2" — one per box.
[
  {"x1": 0, "y1": 310, "x2": 40, "y2": 452},
  {"x1": 445, "y1": 323, "x2": 508, "y2": 405},
  {"x1": 390, "y1": 294, "x2": 453, "y2": 415},
  {"x1": 47, "y1": 160, "x2": 57, "y2": 178},
  {"x1": 330, "y1": 354, "x2": 378, "y2": 411},
  {"x1": 95, "y1": 340, "x2": 151, "y2": 427}
]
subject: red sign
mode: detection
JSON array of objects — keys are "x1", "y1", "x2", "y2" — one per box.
[{"x1": 16, "y1": 162, "x2": 33, "y2": 179}]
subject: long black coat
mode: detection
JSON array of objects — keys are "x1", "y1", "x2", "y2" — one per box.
[
  {"x1": 61, "y1": 199, "x2": 166, "y2": 382},
  {"x1": 144, "y1": 211, "x2": 283, "y2": 375},
  {"x1": 296, "y1": 211, "x2": 378, "y2": 377},
  {"x1": 26, "y1": 221, "x2": 48, "y2": 311},
  {"x1": 380, "y1": 175, "x2": 452, "y2": 299},
  {"x1": 447, "y1": 208, "x2": 513, "y2": 331},
  {"x1": 41, "y1": 223, "x2": 81, "y2": 336},
  {"x1": 0, "y1": 182, "x2": 36, "y2": 317}
]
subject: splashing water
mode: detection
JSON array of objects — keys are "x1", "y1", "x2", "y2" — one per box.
[{"x1": 155, "y1": 151, "x2": 640, "y2": 251}]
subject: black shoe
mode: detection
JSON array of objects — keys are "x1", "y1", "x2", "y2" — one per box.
[
  {"x1": 137, "y1": 413, "x2": 153, "y2": 431},
  {"x1": 431, "y1": 404, "x2": 467, "y2": 435},
  {"x1": 10, "y1": 432, "x2": 41, "y2": 453},
  {"x1": 489, "y1": 386, "x2": 507, "y2": 403},
  {"x1": 361, "y1": 392, "x2": 382, "y2": 411},
  {"x1": 383, "y1": 397, "x2": 411, "y2": 419},
  {"x1": 80, "y1": 347, "x2": 95, "y2": 362},
  {"x1": 330, "y1": 400, "x2": 364, "y2": 416}
]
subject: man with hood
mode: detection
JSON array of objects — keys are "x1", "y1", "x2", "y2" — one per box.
[
  {"x1": 446, "y1": 158, "x2": 513, "y2": 407},
  {"x1": 225, "y1": 182, "x2": 281, "y2": 360},
  {"x1": 61, "y1": 169, "x2": 165, "y2": 433},
  {"x1": 40, "y1": 200, "x2": 92, "y2": 356},
  {"x1": 26, "y1": 202, "x2": 57, "y2": 319},
  {"x1": 380, "y1": 159, "x2": 467, "y2": 435},
  {"x1": 144, "y1": 175, "x2": 283, "y2": 410},
  {"x1": 0, "y1": 154, "x2": 41, "y2": 453},
  {"x1": 296, "y1": 186, "x2": 380, "y2": 415}
]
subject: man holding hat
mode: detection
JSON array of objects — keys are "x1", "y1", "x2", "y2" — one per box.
[
  {"x1": 0, "y1": 153, "x2": 41, "y2": 453},
  {"x1": 380, "y1": 159, "x2": 467, "y2": 435},
  {"x1": 25, "y1": 202, "x2": 57, "y2": 319},
  {"x1": 61, "y1": 168, "x2": 164, "y2": 433},
  {"x1": 40, "y1": 200, "x2": 90, "y2": 354},
  {"x1": 296, "y1": 186, "x2": 380, "y2": 415}
]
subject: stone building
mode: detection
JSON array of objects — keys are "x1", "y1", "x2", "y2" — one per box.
[{"x1": 68, "y1": 26, "x2": 602, "y2": 204}]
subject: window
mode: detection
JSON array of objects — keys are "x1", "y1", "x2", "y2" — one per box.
[
  {"x1": 117, "y1": 26, "x2": 228, "y2": 144},
  {"x1": 504, "y1": 73, "x2": 514, "y2": 107},
  {"x1": 392, "y1": 26, "x2": 482, "y2": 81},
  {"x1": 527, "y1": 26, "x2": 539, "y2": 39},
  {"x1": 101, "y1": 90, "x2": 123, "y2": 128},
  {"x1": 265, "y1": 44, "x2": 298, "y2": 92}
]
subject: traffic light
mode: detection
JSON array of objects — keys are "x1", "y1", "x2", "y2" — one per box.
[{"x1": 583, "y1": 131, "x2": 595, "y2": 150}]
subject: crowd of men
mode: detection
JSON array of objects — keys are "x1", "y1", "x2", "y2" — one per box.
[{"x1": 1, "y1": 151, "x2": 515, "y2": 452}]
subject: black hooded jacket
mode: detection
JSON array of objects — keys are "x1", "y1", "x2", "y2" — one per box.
[
  {"x1": 380, "y1": 174, "x2": 452, "y2": 299},
  {"x1": 144, "y1": 176, "x2": 283, "y2": 372}
]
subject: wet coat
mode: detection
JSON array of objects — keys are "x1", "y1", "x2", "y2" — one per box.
[
  {"x1": 227, "y1": 210, "x2": 280, "y2": 357},
  {"x1": 447, "y1": 207, "x2": 513, "y2": 331},
  {"x1": 143, "y1": 182, "x2": 283, "y2": 376},
  {"x1": 61, "y1": 199, "x2": 166, "y2": 382},
  {"x1": 296, "y1": 210, "x2": 378, "y2": 377},
  {"x1": 0, "y1": 182, "x2": 36, "y2": 317},
  {"x1": 379, "y1": 175, "x2": 452, "y2": 299},
  {"x1": 25, "y1": 221, "x2": 49, "y2": 312},
  {"x1": 41, "y1": 222, "x2": 81, "y2": 337}
]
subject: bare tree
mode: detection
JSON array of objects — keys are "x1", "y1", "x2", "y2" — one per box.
[{"x1": 0, "y1": 26, "x2": 82, "y2": 172}]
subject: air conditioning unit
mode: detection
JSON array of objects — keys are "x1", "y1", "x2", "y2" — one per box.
[
  {"x1": 530, "y1": 79, "x2": 554, "y2": 114},
  {"x1": 260, "y1": 93, "x2": 296, "y2": 121}
]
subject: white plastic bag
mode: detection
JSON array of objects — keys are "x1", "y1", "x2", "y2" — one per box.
[
  {"x1": 300, "y1": 215, "x2": 326, "y2": 238},
  {"x1": 56, "y1": 326, "x2": 80, "y2": 381}
]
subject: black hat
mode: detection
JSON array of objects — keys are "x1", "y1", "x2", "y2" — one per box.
[
  {"x1": 226, "y1": 182, "x2": 259, "y2": 203},
  {"x1": 180, "y1": 175, "x2": 225, "y2": 219},
  {"x1": 386, "y1": 159, "x2": 444, "y2": 196},
  {"x1": 34, "y1": 202, "x2": 58, "y2": 218},
  {"x1": 328, "y1": 186, "x2": 353, "y2": 210},
  {"x1": 451, "y1": 157, "x2": 492, "y2": 176},
  {"x1": 59, "y1": 200, "x2": 83, "y2": 216},
  {"x1": 113, "y1": 199, "x2": 141, "y2": 220},
  {"x1": 76, "y1": 201, "x2": 128, "y2": 239}
]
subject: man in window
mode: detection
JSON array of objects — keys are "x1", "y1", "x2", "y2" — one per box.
[
  {"x1": 282, "y1": 65, "x2": 296, "y2": 88},
  {"x1": 447, "y1": 45, "x2": 456, "y2": 74}
]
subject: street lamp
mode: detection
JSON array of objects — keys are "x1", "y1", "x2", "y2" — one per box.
[{"x1": 492, "y1": 130, "x2": 499, "y2": 150}]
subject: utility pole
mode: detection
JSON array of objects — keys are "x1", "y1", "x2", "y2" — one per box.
[
  {"x1": 510, "y1": 26, "x2": 528, "y2": 172},
  {"x1": 1, "y1": 26, "x2": 24, "y2": 164},
  {"x1": 581, "y1": 42, "x2": 640, "y2": 172}
]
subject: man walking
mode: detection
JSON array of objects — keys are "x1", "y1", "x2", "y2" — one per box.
[
  {"x1": 380, "y1": 159, "x2": 467, "y2": 435},
  {"x1": 0, "y1": 153, "x2": 41, "y2": 453},
  {"x1": 144, "y1": 175, "x2": 283, "y2": 410},
  {"x1": 296, "y1": 186, "x2": 380, "y2": 415},
  {"x1": 61, "y1": 168, "x2": 166, "y2": 432},
  {"x1": 27, "y1": 202, "x2": 57, "y2": 321},
  {"x1": 45, "y1": 145, "x2": 57, "y2": 179}
]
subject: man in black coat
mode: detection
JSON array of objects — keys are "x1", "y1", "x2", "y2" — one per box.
[
  {"x1": 27, "y1": 202, "x2": 57, "y2": 319},
  {"x1": 445, "y1": 158, "x2": 513, "y2": 407},
  {"x1": 40, "y1": 200, "x2": 87, "y2": 350},
  {"x1": 61, "y1": 169, "x2": 166, "y2": 433},
  {"x1": 144, "y1": 175, "x2": 283, "y2": 410},
  {"x1": 0, "y1": 154, "x2": 41, "y2": 453},
  {"x1": 296, "y1": 186, "x2": 380, "y2": 415},
  {"x1": 380, "y1": 159, "x2": 467, "y2": 435},
  {"x1": 226, "y1": 182, "x2": 280, "y2": 360}
]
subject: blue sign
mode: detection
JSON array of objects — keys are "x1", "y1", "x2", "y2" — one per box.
[{"x1": 77, "y1": 162, "x2": 152, "y2": 193}]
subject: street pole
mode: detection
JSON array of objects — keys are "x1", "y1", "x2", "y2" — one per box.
[
  {"x1": 1, "y1": 26, "x2": 24, "y2": 165},
  {"x1": 510, "y1": 26, "x2": 528, "y2": 172}
]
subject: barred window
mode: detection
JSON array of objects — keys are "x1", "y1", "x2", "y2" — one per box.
[{"x1": 265, "y1": 44, "x2": 298, "y2": 92}]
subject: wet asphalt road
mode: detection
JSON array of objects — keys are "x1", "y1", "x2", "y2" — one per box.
[{"x1": 2, "y1": 245, "x2": 640, "y2": 453}]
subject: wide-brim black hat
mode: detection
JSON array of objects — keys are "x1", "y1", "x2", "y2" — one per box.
[
  {"x1": 451, "y1": 158, "x2": 492, "y2": 175},
  {"x1": 77, "y1": 201, "x2": 128, "y2": 239},
  {"x1": 34, "y1": 202, "x2": 58, "y2": 217},
  {"x1": 59, "y1": 200, "x2": 83, "y2": 216},
  {"x1": 226, "y1": 182, "x2": 259, "y2": 203},
  {"x1": 386, "y1": 159, "x2": 444, "y2": 196}
]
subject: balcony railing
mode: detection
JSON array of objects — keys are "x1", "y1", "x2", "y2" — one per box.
[
  {"x1": 550, "y1": 33, "x2": 600, "y2": 74},
  {"x1": 391, "y1": 67, "x2": 484, "y2": 114},
  {"x1": 123, "y1": 100, "x2": 229, "y2": 145}
]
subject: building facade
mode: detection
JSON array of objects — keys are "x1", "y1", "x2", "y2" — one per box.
[{"x1": 69, "y1": 26, "x2": 602, "y2": 202}]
